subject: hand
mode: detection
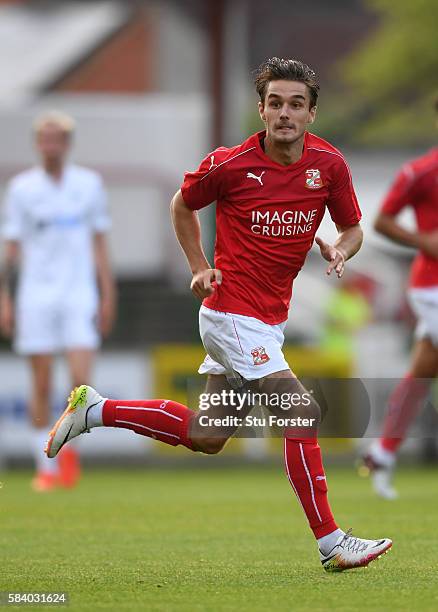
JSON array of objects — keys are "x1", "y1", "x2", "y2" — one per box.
[
  {"x1": 418, "y1": 231, "x2": 438, "y2": 259},
  {"x1": 0, "y1": 294, "x2": 14, "y2": 338},
  {"x1": 98, "y1": 296, "x2": 116, "y2": 337},
  {"x1": 190, "y1": 268, "x2": 222, "y2": 300},
  {"x1": 315, "y1": 236, "x2": 346, "y2": 278}
]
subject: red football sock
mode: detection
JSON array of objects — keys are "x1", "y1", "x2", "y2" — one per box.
[
  {"x1": 284, "y1": 437, "x2": 338, "y2": 539},
  {"x1": 103, "y1": 398, "x2": 195, "y2": 450},
  {"x1": 380, "y1": 374, "x2": 430, "y2": 453}
]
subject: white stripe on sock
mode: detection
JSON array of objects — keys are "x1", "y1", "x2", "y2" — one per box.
[
  {"x1": 299, "y1": 442, "x2": 322, "y2": 523},
  {"x1": 116, "y1": 406, "x2": 183, "y2": 422},
  {"x1": 115, "y1": 419, "x2": 180, "y2": 440},
  {"x1": 283, "y1": 438, "x2": 306, "y2": 513}
]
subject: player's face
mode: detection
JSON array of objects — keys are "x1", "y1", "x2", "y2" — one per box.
[
  {"x1": 35, "y1": 124, "x2": 70, "y2": 164},
  {"x1": 258, "y1": 80, "x2": 316, "y2": 144}
]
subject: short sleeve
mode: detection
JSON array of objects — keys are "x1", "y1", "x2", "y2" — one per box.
[
  {"x1": 90, "y1": 175, "x2": 111, "y2": 233},
  {"x1": 180, "y1": 152, "x2": 224, "y2": 210},
  {"x1": 380, "y1": 165, "x2": 417, "y2": 216},
  {"x1": 326, "y1": 158, "x2": 362, "y2": 226},
  {"x1": 1, "y1": 180, "x2": 24, "y2": 241}
]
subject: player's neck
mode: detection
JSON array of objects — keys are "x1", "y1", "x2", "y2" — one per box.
[
  {"x1": 42, "y1": 159, "x2": 64, "y2": 181},
  {"x1": 263, "y1": 133, "x2": 304, "y2": 166}
]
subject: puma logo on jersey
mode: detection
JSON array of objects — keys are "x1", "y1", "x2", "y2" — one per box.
[
  {"x1": 209, "y1": 155, "x2": 217, "y2": 170},
  {"x1": 315, "y1": 475, "x2": 326, "y2": 481},
  {"x1": 247, "y1": 171, "x2": 265, "y2": 186}
]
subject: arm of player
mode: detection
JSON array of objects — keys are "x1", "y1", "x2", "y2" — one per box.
[
  {"x1": 94, "y1": 233, "x2": 117, "y2": 337},
  {"x1": 170, "y1": 190, "x2": 222, "y2": 299},
  {"x1": 375, "y1": 213, "x2": 438, "y2": 258},
  {"x1": 0, "y1": 240, "x2": 20, "y2": 337},
  {"x1": 315, "y1": 223, "x2": 363, "y2": 278}
]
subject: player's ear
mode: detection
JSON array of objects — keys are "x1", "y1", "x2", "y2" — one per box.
[
  {"x1": 258, "y1": 101, "x2": 266, "y2": 123},
  {"x1": 308, "y1": 105, "x2": 317, "y2": 125}
]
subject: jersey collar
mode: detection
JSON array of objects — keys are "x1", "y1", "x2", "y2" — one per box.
[{"x1": 39, "y1": 164, "x2": 71, "y2": 187}]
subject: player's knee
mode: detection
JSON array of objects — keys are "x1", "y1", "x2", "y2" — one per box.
[
  {"x1": 195, "y1": 436, "x2": 227, "y2": 455},
  {"x1": 292, "y1": 395, "x2": 321, "y2": 425},
  {"x1": 308, "y1": 397, "x2": 322, "y2": 424}
]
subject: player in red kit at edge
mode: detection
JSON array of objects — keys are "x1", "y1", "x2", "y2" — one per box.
[
  {"x1": 362, "y1": 101, "x2": 438, "y2": 500},
  {"x1": 45, "y1": 58, "x2": 392, "y2": 571}
]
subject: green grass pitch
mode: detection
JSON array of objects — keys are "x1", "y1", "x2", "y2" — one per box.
[{"x1": 1, "y1": 464, "x2": 437, "y2": 611}]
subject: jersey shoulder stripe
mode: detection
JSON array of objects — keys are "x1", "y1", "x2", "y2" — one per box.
[
  {"x1": 306, "y1": 132, "x2": 347, "y2": 160},
  {"x1": 306, "y1": 133, "x2": 352, "y2": 176},
  {"x1": 200, "y1": 146, "x2": 256, "y2": 182}
]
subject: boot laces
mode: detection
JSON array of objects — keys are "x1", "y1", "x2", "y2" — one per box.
[{"x1": 338, "y1": 528, "x2": 369, "y2": 554}]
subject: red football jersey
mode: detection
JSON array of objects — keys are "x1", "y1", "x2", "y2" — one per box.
[
  {"x1": 380, "y1": 148, "x2": 438, "y2": 288},
  {"x1": 181, "y1": 130, "x2": 362, "y2": 324}
]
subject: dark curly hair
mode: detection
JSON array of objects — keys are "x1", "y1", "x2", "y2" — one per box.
[{"x1": 254, "y1": 57, "x2": 319, "y2": 109}]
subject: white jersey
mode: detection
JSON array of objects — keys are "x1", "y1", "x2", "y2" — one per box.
[{"x1": 1, "y1": 164, "x2": 110, "y2": 308}]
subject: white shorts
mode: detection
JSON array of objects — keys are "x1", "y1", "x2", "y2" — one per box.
[
  {"x1": 14, "y1": 300, "x2": 100, "y2": 355},
  {"x1": 198, "y1": 305, "x2": 289, "y2": 385},
  {"x1": 408, "y1": 287, "x2": 438, "y2": 346}
]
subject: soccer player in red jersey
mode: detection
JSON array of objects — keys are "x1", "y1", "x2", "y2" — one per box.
[
  {"x1": 45, "y1": 58, "x2": 392, "y2": 571},
  {"x1": 362, "y1": 102, "x2": 438, "y2": 499}
]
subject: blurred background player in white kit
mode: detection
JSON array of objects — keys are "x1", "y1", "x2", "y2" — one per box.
[
  {"x1": 362, "y1": 101, "x2": 438, "y2": 499},
  {"x1": 0, "y1": 111, "x2": 116, "y2": 491}
]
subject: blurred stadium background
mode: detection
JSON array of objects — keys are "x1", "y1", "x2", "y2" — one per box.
[{"x1": 1, "y1": 0, "x2": 437, "y2": 467}]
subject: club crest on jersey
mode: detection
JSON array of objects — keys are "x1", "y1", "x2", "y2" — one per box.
[
  {"x1": 251, "y1": 346, "x2": 270, "y2": 366},
  {"x1": 305, "y1": 169, "x2": 324, "y2": 189}
]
